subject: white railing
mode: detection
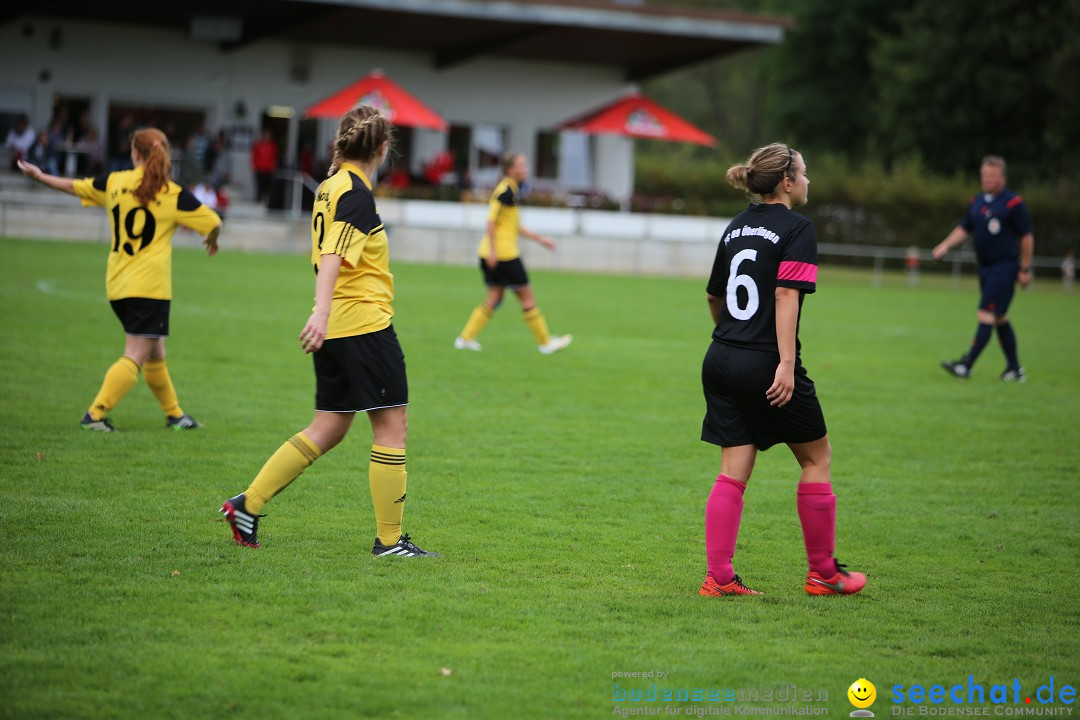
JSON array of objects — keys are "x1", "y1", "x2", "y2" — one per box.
[{"x1": 0, "y1": 189, "x2": 1071, "y2": 286}]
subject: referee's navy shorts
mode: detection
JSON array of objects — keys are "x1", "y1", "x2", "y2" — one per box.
[
  {"x1": 977, "y1": 261, "x2": 1019, "y2": 316},
  {"x1": 313, "y1": 325, "x2": 408, "y2": 413},
  {"x1": 701, "y1": 340, "x2": 827, "y2": 451}
]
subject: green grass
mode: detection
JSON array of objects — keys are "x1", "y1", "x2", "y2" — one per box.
[{"x1": 1, "y1": 237, "x2": 1078, "y2": 719}]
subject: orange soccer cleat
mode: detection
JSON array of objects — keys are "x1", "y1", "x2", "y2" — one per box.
[{"x1": 804, "y1": 562, "x2": 867, "y2": 595}]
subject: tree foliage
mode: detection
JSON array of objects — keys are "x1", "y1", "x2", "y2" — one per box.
[
  {"x1": 870, "y1": 0, "x2": 1080, "y2": 178},
  {"x1": 641, "y1": 0, "x2": 1080, "y2": 182},
  {"x1": 763, "y1": 0, "x2": 913, "y2": 157}
]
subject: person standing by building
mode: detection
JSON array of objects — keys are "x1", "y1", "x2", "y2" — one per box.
[
  {"x1": 221, "y1": 106, "x2": 438, "y2": 558},
  {"x1": 17, "y1": 127, "x2": 221, "y2": 431},
  {"x1": 454, "y1": 152, "x2": 571, "y2": 354},
  {"x1": 250, "y1": 127, "x2": 279, "y2": 205},
  {"x1": 699, "y1": 143, "x2": 866, "y2": 597},
  {"x1": 934, "y1": 156, "x2": 1033, "y2": 382},
  {"x1": 5, "y1": 114, "x2": 36, "y2": 170}
]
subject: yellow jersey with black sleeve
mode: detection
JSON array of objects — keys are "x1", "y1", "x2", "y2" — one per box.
[
  {"x1": 311, "y1": 162, "x2": 394, "y2": 339},
  {"x1": 72, "y1": 168, "x2": 221, "y2": 300},
  {"x1": 477, "y1": 177, "x2": 520, "y2": 261}
]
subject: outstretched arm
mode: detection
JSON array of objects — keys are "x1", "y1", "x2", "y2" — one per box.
[
  {"x1": 203, "y1": 224, "x2": 221, "y2": 257},
  {"x1": 521, "y1": 226, "x2": 556, "y2": 251},
  {"x1": 932, "y1": 226, "x2": 969, "y2": 261},
  {"x1": 17, "y1": 159, "x2": 76, "y2": 195}
]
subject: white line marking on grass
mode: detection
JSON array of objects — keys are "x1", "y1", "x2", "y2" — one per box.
[{"x1": 35, "y1": 279, "x2": 103, "y2": 303}]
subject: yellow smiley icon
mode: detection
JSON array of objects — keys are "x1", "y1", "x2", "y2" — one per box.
[{"x1": 848, "y1": 679, "x2": 877, "y2": 709}]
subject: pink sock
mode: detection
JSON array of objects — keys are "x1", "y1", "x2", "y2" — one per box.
[
  {"x1": 797, "y1": 482, "x2": 838, "y2": 577},
  {"x1": 705, "y1": 474, "x2": 746, "y2": 585}
]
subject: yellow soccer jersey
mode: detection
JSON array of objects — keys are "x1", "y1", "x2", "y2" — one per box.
[
  {"x1": 477, "y1": 177, "x2": 521, "y2": 261},
  {"x1": 73, "y1": 168, "x2": 220, "y2": 300},
  {"x1": 311, "y1": 162, "x2": 394, "y2": 339}
]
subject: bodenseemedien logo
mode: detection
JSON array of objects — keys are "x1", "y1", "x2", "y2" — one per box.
[{"x1": 849, "y1": 678, "x2": 877, "y2": 717}]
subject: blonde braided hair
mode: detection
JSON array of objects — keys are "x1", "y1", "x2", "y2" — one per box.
[{"x1": 328, "y1": 106, "x2": 393, "y2": 176}]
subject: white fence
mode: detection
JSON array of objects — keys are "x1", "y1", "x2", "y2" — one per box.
[{"x1": 0, "y1": 188, "x2": 1068, "y2": 282}]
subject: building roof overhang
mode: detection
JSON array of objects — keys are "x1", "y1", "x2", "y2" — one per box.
[{"x1": 22, "y1": 0, "x2": 790, "y2": 80}]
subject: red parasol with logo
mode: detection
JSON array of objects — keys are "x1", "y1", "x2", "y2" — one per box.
[
  {"x1": 558, "y1": 92, "x2": 715, "y2": 147},
  {"x1": 304, "y1": 70, "x2": 448, "y2": 131}
]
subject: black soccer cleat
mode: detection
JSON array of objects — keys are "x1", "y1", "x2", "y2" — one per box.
[
  {"x1": 940, "y1": 359, "x2": 971, "y2": 379},
  {"x1": 81, "y1": 412, "x2": 115, "y2": 432},
  {"x1": 221, "y1": 493, "x2": 263, "y2": 548},
  {"x1": 372, "y1": 533, "x2": 440, "y2": 558},
  {"x1": 167, "y1": 413, "x2": 202, "y2": 430}
]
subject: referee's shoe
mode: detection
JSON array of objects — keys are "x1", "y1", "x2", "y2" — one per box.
[
  {"x1": 940, "y1": 358, "x2": 971, "y2": 378},
  {"x1": 372, "y1": 533, "x2": 440, "y2": 558}
]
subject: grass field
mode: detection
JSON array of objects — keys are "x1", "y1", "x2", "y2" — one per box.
[{"x1": 1, "y1": 236, "x2": 1078, "y2": 720}]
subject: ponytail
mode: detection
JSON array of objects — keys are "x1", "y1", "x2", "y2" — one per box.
[{"x1": 131, "y1": 128, "x2": 171, "y2": 206}]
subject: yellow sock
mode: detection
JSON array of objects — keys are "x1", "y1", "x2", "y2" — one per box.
[
  {"x1": 88, "y1": 357, "x2": 140, "y2": 420},
  {"x1": 143, "y1": 358, "x2": 182, "y2": 418},
  {"x1": 370, "y1": 444, "x2": 407, "y2": 545},
  {"x1": 245, "y1": 432, "x2": 322, "y2": 513},
  {"x1": 461, "y1": 304, "x2": 493, "y2": 341},
  {"x1": 523, "y1": 306, "x2": 550, "y2": 345}
]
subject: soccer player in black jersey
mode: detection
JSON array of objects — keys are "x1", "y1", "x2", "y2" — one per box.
[
  {"x1": 699, "y1": 143, "x2": 866, "y2": 597},
  {"x1": 933, "y1": 156, "x2": 1033, "y2": 382}
]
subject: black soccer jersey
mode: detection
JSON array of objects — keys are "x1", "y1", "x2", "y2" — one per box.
[
  {"x1": 959, "y1": 188, "x2": 1032, "y2": 267},
  {"x1": 706, "y1": 203, "x2": 818, "y2": 354}
]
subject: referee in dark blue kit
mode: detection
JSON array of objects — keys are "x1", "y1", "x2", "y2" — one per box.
[{"x1": 933, "y1": 155, "x2": 1034, "y2": 382}]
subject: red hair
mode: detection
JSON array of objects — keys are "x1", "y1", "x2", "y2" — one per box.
[{"x1": 130, "y1": 128, "x2": 171, "y2": 206}]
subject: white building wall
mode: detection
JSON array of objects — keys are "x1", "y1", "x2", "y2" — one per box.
[{"x1": 0, "y1": 16, "x2": 635, "y2": 201}]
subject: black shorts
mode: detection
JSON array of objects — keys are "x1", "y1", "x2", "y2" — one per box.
[
  {"x1": 313, "y1": 325, "x2": 408, "y2": 413},
  {"x1": 977, "y1": 262, "x2": 1019, "y2": 316},
  {"x1": 110, "y1": 298, "x2": 170, "y2": 337},
  {"x1": 701, "y1": 341, "x2": 827, "y2": 451},
  {"x1": 480, "y1": 257, "x2": 529, "y2": 288}
]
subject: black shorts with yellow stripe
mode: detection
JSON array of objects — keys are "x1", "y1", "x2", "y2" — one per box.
[{"x1": 313, "y1": 325, "x2": 408, "y2": 412}]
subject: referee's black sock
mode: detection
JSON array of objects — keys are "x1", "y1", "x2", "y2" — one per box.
[
  {"x1": 963, "y1": 323, "x2": 994, "y2": 367},
  {"x1": 996, "y1": 322, "x2": 1020, "y2": 369}
]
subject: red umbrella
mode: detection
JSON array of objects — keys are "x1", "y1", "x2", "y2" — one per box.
[
  {"x1": 304, "y1": 70, "x2": 448, "y2": 131},
  {"x1": 558, "y1": 92, "x2": 715, "y2": 147}
]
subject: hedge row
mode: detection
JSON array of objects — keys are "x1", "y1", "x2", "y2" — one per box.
[{"x1": 634, "y1": 154, "x2": 1079, "y2": 257}]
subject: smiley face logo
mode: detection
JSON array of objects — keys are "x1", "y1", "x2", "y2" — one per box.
[{"x1": 848, "y1": 678, "x2": 877, "y2": 709}]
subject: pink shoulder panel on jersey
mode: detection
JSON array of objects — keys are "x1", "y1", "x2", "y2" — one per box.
[{"x1": 777, "y1": 261, "x2": 817, "y2": 283}]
